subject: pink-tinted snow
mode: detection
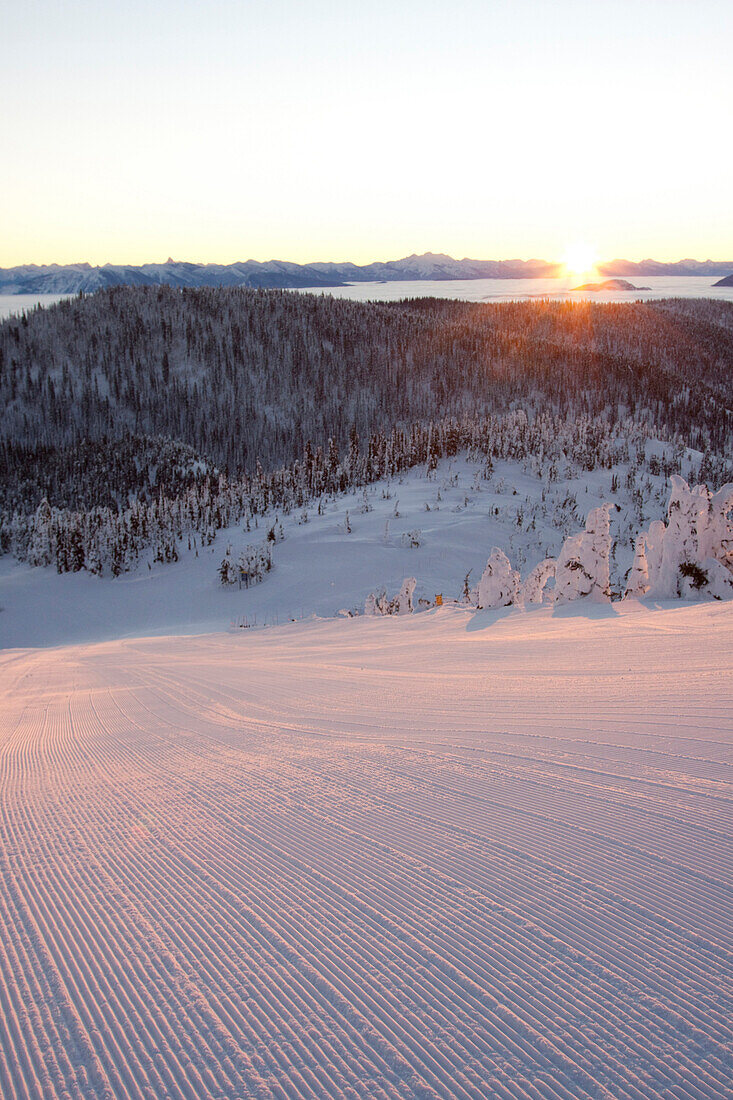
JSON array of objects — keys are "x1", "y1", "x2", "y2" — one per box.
[{"x1": 1, "y1": 602, "x2": 732, "y2": 1099}]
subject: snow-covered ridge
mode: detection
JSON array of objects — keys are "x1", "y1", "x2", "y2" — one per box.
[
  {"x1": 3, "y1": 453, "x2": 731, "y2": 650},
  {"x1": 3, "y1": 291, "x2": 731, "y2": 548},
  {"x1": 3, "y1": 253, "x2": 733, "y2": 293},
  {"x1": 363, "y1": 477, "x2": 733, "y2": 615}
]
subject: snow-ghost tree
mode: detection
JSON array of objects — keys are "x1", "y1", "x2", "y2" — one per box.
[
  {"x1": 520, "y1": 558, "x2": 556, "y2": 606},
  {"x1": 651, "y1": 477, "x2": 710, "y2": 598},
  {"x1": 641, "y1": 477, "x2": 733, "y2": 601},
  {"x1": 584, "y1": 503, "x2": 615, "y2": 599},
  {"x1": 476, "y1": 548, "x2": 520, "y2": 609},
  {"x1": 623, "y1": 535, "x2": 649, "y2": 599},
  {"x1": 555, "y1": 534, "x2": 592, "y2": 603},
  {"x1": 555, "y1": 503, "x2": 615, "y2": 604},
  {"x1": 705, "y1": 483, "x2": 733, "y2": 573},
  {"x1": 643, "y1": 520, "x2": 666, "y2": 591}
]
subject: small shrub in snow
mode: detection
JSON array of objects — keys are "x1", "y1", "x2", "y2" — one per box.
[
  {"x1": 365, "y1": 577, "x2": 416, "y2": 615},
  {"x1": 237, "y1": 543, "x2": 272, "y2": 586},
  {"x1": 266, "y1": 519, "x2": 285, "y2": 543},
  {"x1": 391, "y1": 577, "x2": 416, "y2": 614},
  {"x1": 220, "y1": 542, "x2": 272, "y2": 587},
  {"x1": 364, "y1": 589, "x2": 388, "y2": 616},
  {"x1": 218, "y1": 545, "x2": 237, "y2": 586},
  {"x1": 401, "y1": 529, "x2": 422, "y2": 549}
]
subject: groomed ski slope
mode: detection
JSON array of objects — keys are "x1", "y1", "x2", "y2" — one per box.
[{"x1": 1, "y1": 601, "x2": 732, "y2": 1099}]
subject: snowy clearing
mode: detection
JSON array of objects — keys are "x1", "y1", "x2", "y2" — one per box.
[
  {"x1": 1, "y1": 602, "x2": 732, "y2": 1099},
  {"x1": 0, "y1": 453, "x2": 709, "y2": 650}
]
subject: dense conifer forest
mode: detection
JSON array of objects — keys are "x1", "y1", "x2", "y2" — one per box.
[{"x1": 1, "y1": 289, "x2": 731, "y2": 574}]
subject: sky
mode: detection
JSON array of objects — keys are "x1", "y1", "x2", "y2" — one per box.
[{"x1": 2, "y1": 0, "x2": 731, "y2": 267}]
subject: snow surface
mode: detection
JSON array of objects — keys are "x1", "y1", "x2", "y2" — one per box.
[
  {"x1": 1, "y1": 601, "x2": 732, "y2": 1099},
  {"x1": 291, "y1": 276, "x2": 733, "y2": 305}
]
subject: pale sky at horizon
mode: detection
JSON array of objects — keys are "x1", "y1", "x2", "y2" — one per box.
[{"x1": 2, "y1": 0, "x2": 731, "y2": 267}]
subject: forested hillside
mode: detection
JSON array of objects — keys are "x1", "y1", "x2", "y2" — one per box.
[{"x1": 1, "y1": 290, "x2": 731, "y2": 574}]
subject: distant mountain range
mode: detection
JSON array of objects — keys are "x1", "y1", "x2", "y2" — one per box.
[{"x1": 1, "y1": 252, "x2": 732, "y2": 294}]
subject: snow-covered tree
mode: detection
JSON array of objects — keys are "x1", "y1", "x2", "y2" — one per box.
[
  {"x1": 476, "y1": 548, "x2": 520, "y2": 609},
  {"x1": 640, "y1": 477, "x2": 733, "y2": 600},
  {"x1": 364, "y1": 591, "x2": 379, "y2": 616},
  {"x1": 704, "y1": 483, "x2": 733, "y2": 573},
  {"x1": 365, "y1": 578, "x2": 416, "y2": 615},
  {"x1": 237, "y1": 542, "x2": 272, "y2": 587},
  {"x1": 555, "y1": 503, "x2": 614, "y2": 604},
  {"x1": 266, "y1": 518, "x2": 285, "y2": 544},
  {"x1": 521, "y1": 558, "x2": 556, "y2": 605},
  {"x1": 28, "y1": 498, "x2": 54, "y2": 567},
  {"x1": 623, "y1": 535, "x2": 649, "y2": 599},
  {"x1": 218, "y1": 545, "x2": 236, "y2": 586},
  {"x1": 678, "y1": 559, "x2": 733, "y2": 601},
  {"x1": 554, "y1": 534, "x2": 594, "y2": 604},
  {"x1": 643, "y1": 520, "x2": 666, "y2": 590},
  {"x1": 364, "y1": 589, "x2": 388, "y2": 616},
  {"x1": 651, "y1": 477, "x2": 710, "y2": 598},
  {"x1": 390, "y1": 577, "x2": 416, "y2": 615},
  {"x1": 3, "y1": 285, "x2": 732, "y2": 578}
]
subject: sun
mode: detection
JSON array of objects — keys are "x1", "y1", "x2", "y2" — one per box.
[{"x1": 562, "y1": 243, "x2": 598, "y2": 281}]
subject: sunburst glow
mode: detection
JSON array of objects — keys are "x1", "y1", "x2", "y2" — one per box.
[{"x1": 562, "y1": 244, "x2": 598, "y2": 281}]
